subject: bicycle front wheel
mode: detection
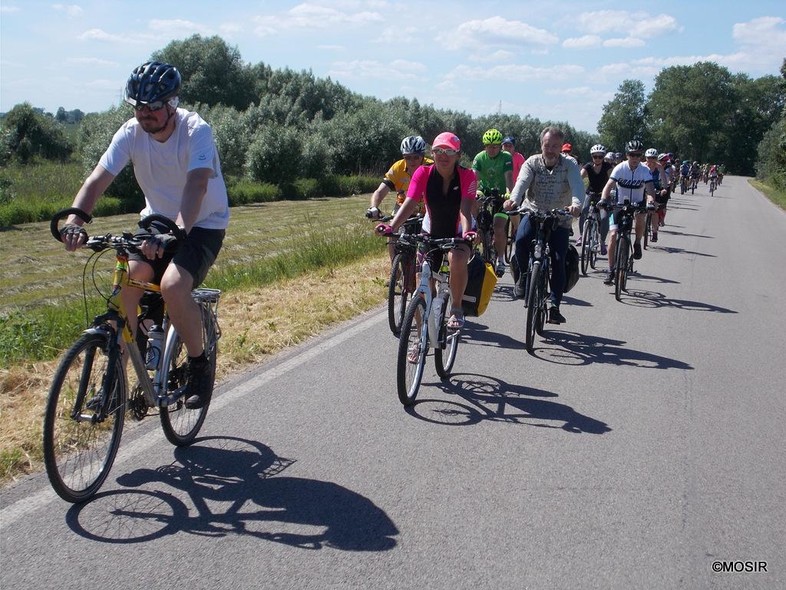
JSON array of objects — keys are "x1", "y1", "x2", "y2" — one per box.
[
  {"x1": 644, "y1": 214, "x2": 651, "y2": 249},
  {"x1": 504, "y1": 216, "x2": 515, "y2": 264},
  {"x1": 525, "y1": 261, "x2": 543, "y2": 353},
  {"x1": 435, "y1": 295, "x2": 459, "y2": 379},
  {"x1": 615, "y1": 238, "x2": 629, "y2": 301},
  {"x1": 580, "y1": 221, "x2": 592, "y2": 276},
  {"x1": 397, "y1": 297, "x2": 427, "y2": 406},
  {"x1": 159, "y1": 331, "x2": 214, "y2": 446},
  {"x1": 43, "y1": 331, "x2": 126, "y2": 503},
  {"x1": 387, "y1": 253, "x2": 410, "y2": 337}
]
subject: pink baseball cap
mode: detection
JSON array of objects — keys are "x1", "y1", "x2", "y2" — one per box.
[{"x1": 432, "y1": 132, "x2": 461, "y2": 151}]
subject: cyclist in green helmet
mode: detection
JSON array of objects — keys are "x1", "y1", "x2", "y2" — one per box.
[{"x1": 472, "y1": 128, "x2": 514, "y2": 277}]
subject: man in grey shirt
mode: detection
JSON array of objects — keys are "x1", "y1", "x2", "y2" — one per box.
[{"x1": 503, "y1": 126, "x2": 582, "y2": 324}]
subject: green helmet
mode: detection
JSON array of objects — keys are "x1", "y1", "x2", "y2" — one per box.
[{"x1": 482, "y1": 128, "x2": 503, "y2": 145}]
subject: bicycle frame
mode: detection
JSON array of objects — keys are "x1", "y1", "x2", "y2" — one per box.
[
  {"x1": 101, "y1": 254, "x2": 184, "y2": 409},
  {"x1": 413, "y1": 257, "x2": 452, "y2": 350}
]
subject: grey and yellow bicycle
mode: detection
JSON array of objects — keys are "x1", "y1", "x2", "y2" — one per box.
[{"x1": 43, "y1": 208, "x2": 221, "y2": 503}]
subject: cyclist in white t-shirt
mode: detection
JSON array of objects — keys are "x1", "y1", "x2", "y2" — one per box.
[
  {"x1": 600, "y1": 140, "x2": 656, "y2": 285},
  {"x1": 59, "y1": 61, "x2": 229, "y2": 410}
]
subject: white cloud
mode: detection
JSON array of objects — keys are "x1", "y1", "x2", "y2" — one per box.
[
  {"x1": 1, "y1": 4, "x2": 20, "y2": 13},
  {"x1": 78, "y1": 28, "x2": 127, "y2": 43},
  {"x1": 66, "y1": 57, "x2": 117, "y2": 67},
  {"x1": 52, "y1": 4, "x2": 83, "y2": 18},
  {"x1": 253, "y1": 3, "x2": 383, "y2": 36},
  {"x1": 578, "y1": 11, "x2": 679, "y2": 39},
  {"x1": 446, "y1": 63, "x2": 584, "y2": 83},
  {"x1": 441, "y1": 16, "x2": 559, "y2": 50},
  {"x1": 603, "y1": 37, "x2": 646, "y2": 48},
  {"x1": 148, "y1": 19, "x2": 212, "y2": 36},
  {"x1": 563, "y1": 35, "x2": 602, "y2": 49},
  {"x1": 329, "y1": 59, "x2": 426, "y2": 81},
  {"x1": 468, "y1": 49, "x2": 515, "y2": 63},
  {"x1": 732, "y1": 16, "x2": 786, "y2": 45}
]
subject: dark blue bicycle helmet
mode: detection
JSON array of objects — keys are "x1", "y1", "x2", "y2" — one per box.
[{"x1": 124, "y1": 61, "x2": 181, "y2": 106}]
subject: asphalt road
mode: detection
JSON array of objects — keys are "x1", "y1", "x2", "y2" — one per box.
[{"x1": 2, "y1": 175, "x2": 784, "y2": 590}]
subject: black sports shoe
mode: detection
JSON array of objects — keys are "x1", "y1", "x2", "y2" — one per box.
[
  {"x1": 603, "y1": 271, "x2": 614, "y2": 285},
  {"x1": 184, "y1": 355, "x2": 213, "y2": 409},
  {"x1": 633, "y1": 242, "x2": 643, "y2": 260},
  {"x1": 548, "y1": 306, "x2": 566, "y2": 324},
  {"x1": 651, "y1": 233, "x2": 658, "y2": 243}
]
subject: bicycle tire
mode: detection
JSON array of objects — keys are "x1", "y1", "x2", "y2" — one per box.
[
  {"x1": 504, "y1": 216, "x2": 515, "y2": 264},
  {"x1": 159, "y1": 323, "x2": 214, "y2": 447},
  {"x1": 589, "y1": 224, "x2": 599, "y2": 270},
  {"x1": 535, "y1": 262, "x2": 547, "y2": 337},
  {"x1": 580, "y1": 221, "x2": 592, "y2": 276},
  {"x1": 644, "y1": 213, "x2": 651, "y2": 249},
  {"x1": 396, "y1": 297, "x2": 427, "y2": 406},
  {"x1": 387, "y1": 253, "x2": 409, "y2": 337},
  {"x1": 615, "y1": 238, "x2": 629, "y2": 301},
  {"x1": 43, "y1": 331, "x2": 126, "y2": 503},
  {"x1": 435, "y1": 294, "x2": 459, "y2": 379},
  {"x1": 525, "y1": 261, "x2": 542, "y2": 353}
]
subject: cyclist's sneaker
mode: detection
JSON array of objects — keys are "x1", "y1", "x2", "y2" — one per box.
[
  {"x1": 514, "y1": 275, "x2": 526, "y2": 299},
  {"x1": 651, "y1": 233, "x2": 658, "y2": 243},
  {"x1": 407, "y1": 342, "x2": 420, "y2": 364},
  {"x1": 600, "y1": 243, "x2": 607, "y2": 256},
  {"x1": 603, "y1": 271, "x2": 614, "y2": 285},
  {"x1": 633, "y1": 242, "x2": 643, "y2": 260},
  {"x1": 548, "y1": 305, "x2": 566, "y2": 324},
  {"x1": 184, "y1": 355, "x2": 212, "y2": 409},
  {"x1": 495, "y1": 260, "x2": 506, "y2": 278}
]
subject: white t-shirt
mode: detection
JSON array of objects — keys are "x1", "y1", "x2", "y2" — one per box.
[
  {"x1": 99, "y1": 108, "x2": 229, "y2": 230},
  {"x1": 609, "y1": 161, "x2": 653, "y2": 204}
]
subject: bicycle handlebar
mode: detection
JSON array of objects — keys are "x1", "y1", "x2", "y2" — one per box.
[
  {"x1": 397, "y1": 233, "x2": 470, "y2": 252},
  {"x1": 51, "y1": 208, "x2": 186, "y2": 253}
]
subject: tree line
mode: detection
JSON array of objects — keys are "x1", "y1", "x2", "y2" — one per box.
[{"x1": 2, "y1": 35, "x2": 784, "y2": 197}]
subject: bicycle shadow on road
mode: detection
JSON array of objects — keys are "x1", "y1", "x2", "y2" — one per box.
[
  {"x1": 65, "y1": 436, "x2": 398, "y2": 551},
  {"x1": 407, "y1": 373, "x2": 611, "y2": 435},
  {"x1": 534, "y1": 330, "x2": 694, "y2": 371},
  {"x1": 612, "y1": 289, "x2": 737, "y2": 314}
]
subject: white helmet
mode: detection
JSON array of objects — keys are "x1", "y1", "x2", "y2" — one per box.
[
  {"x1": 400, "y1": 135, "x2": 426, "y2": 155},
  {"x1": 590, "y1": 144, "x2": 606, "y2": 155},
  {"x1": 645, "y1": 148, "x2": 658, "y2": 158}
]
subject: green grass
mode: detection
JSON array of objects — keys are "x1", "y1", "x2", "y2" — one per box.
[
  {"x1": 749, "y1": 178, "x2": 786, "y2": 210},
  {"x1": 0, "y1": 195, "x2": 384, "y2": 367}
]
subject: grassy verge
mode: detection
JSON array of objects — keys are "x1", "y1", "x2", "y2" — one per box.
[
  {"x1": 0, "y1": 194, "x2": 392, "y2": 484},
  {"x1": 749, "y1": 178, "x2": 786, "y2": 210}
]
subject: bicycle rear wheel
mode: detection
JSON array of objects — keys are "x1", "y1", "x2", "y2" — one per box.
[
  {"x1": 397, "y1": 297, "x2": 427, "y2": 406},
  {"x1": 43, "y1": 331, "x2": 126, "y2": 503},
  {"x1": 525, "y1": 261, "x2": 543, "y2": 353},
  {"x1": 435, "y1": 294, "x2": 459, "y2": 379},
  {"x1": 387, "y1": 252, "x2": 410, "y2": 337}
]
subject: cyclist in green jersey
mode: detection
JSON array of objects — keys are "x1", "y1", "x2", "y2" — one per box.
[{"x1": 472, "y1": 128, "x2": 514, "y2": 277}]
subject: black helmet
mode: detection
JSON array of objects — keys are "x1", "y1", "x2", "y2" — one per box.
[
  {"x1": 625, "y1": 139, "x2": 644, "y2": 153},
  {"x1": 124, "y1": 61, "x2": 181, "y2": 106}
]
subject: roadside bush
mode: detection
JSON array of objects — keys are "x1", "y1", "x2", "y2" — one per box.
[{"x1": 227, "y1": 179, "x2": 281, "y2": 205}]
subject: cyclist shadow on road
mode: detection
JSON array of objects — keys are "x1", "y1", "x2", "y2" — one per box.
[
  {"x1": 65, "y1": 436, "x2": 398, "y2": 551},
  {"x1": 535, "y1": 330, "x2": 694, "y2": 370},
  {"x1": 408, "y1": 373, "x2": 611, "y2": 435}
]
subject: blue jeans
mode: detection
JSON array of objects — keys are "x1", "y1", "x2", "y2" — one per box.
[{"x1": 515, "y1": 214, "x2": 570, "y2": 307}]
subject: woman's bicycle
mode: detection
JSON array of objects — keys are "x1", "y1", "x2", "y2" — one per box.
[
  {"x1": 518, "y1": 208, "x2": 571, "y2": 354},
  {"x1": 43, "y1": 208, "x2": 221, "y2": 503},
  {"x1": 604, "y1": 200, "x2": 652, "y2": 301},
  {"x1": 396, "y1": 234, "x2": 467, "y2": 406},
  {"x1": 709, "y1": 175, "x2": 718, "y2": 196},
  {"x1": 580, "y1": 193, "x2": 602, "y2": 275},
  {"x1": 475, "y1": 189, "x2": 504, "y2": 266}
]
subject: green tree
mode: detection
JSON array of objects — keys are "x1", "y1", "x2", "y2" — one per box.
[
  {"x1": 0, "y1": 102, "x2": 72, "y2": 164},
  {"x1": 597, "y1": 80, "x2": 648, "y2": 152},
  {"x1": 152, "y1": 35, "x2": 257, "y2": 110},
  {"x1": 648, "y1": 62, "x2": 736, "y2": 163}
]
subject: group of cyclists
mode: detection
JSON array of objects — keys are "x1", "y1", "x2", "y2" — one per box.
[{"x1": 368, "y1": 128, "x2": 711, "y2": 331}]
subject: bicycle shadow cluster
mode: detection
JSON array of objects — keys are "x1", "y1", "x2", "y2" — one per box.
[
  {"x1": 407, "y1": 372, "x2": 611, "y2": 435},
  {"x1": 66, "y1": 436, "x2": 398, "y2": 550}
]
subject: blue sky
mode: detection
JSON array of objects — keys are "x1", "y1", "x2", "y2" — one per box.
[{"x1": 1, "y1": 0, "x2": 784, "y2": 133}]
